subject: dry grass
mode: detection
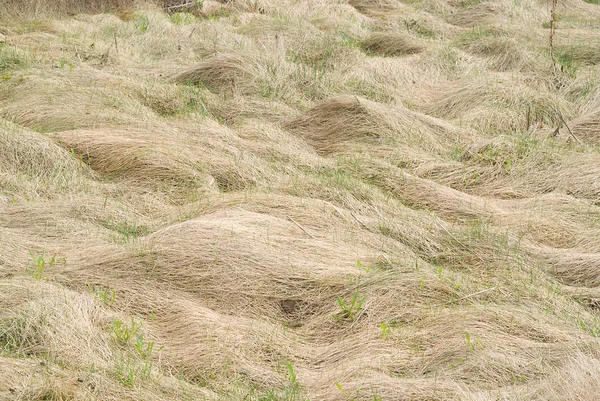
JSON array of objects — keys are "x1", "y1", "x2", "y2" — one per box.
[
  {"x1": 360, "y1": 32, "x2": 424, "y2": 57},
  {"x1": 2, "y1": 0, "x2": 600, "y2": 400}
]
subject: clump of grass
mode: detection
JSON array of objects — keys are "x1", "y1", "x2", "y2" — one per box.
[
  {"x1": 403, "y1": 18, "x2": 437, "y2": 38},
  {"x1": 0, "y1": 44, "x2": 30, "y2": 72},
  {"x1": 346, "y1": 76, "x2": 394, "y2": 103},
  {"x1": 360, "y1": 32, "x2": 424, "y2": 57},
  {"x1": 0, "y1": 0, "x2": 145, "y2": 19},
  {"x1": 571, "y1": 109, "x2": 600, "y2": 143},
  {"x1": 283, "y1": 96, "x2": 399, "y2": 154},
  {"x1": 244, "y1": 362, "x2": 306, "y2": 401},
  {"x1": 446, "y1": 1, "x2": 503, "y2": 27},
  {"x1": 134, "y1": 14, "x2": 150, "y2": 32},
  {"x1": 0, "y1": 313, "x2": 28, "y2": 352},
  {"x1": 115, "y1": 355, "x2": 152, "y2": 387},
  {"x1": 112, "y1": 318, "x2": 142, "y2": 345},
  {"x1": 349, "y1": 0, "x2": 402, "y2": 14},
  {"x1": 456, "y1": 26, "x2": 504, "y2": 41},
  {"x1": 134, "y1": 333, "x2": 163, "y2": 358},
  {"x1": 334, "y1": 292, "x2": 366, "y2": 322},
  {"x1": 105, "y1": 220, "x2": 149, "y2": 244},
  {"x1": 137, "y1": 81, "x2": 206, "y2": 116},
  {"x1": 556, "y1": 43, "x2": 600, "y2": 71},
  {"x1": 174, "y1": 53, "x2": 255, "y2": 93},
  {"x1": 455, "y1": 33, "x2": 530, "y2": 71},
  {"x1": 288, "y1": 33, "x2": 353, "y2": 73},
  {"x1": 112, "y1": 320, "x2": 163, "y2": 388},
  {"x1": 168, "y1": 10, "x2": 196, "y2": 25},
  {"x1": 88, "y1": 284, "x2": 116, "y2": 306},
  {"x1": 26, "y1": 250, "x2": 65, "y2": 280},
  {"x1": 380, "y1": 321, "x2": 391, "y2": 339}
]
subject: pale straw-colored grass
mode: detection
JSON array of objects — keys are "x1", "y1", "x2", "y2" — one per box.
[{"x1": 2, "y1": 0, "x2": 600, "y2": 400}]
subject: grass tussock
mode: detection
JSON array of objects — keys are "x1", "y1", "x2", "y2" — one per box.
[
  {"x1": 455, "y1": 34, "x2": 534, "y2": 71},
  {"x1": 423, "y1": 74, "x2": 571, "y2": 133},
  {"x1": 446, "y1": 1, "x2": 504, "y2": 27},
  {"x1": 2, "y1": 0, "x2": 600, "y2": 400},
  {"x1": 0, "y1": 0, "x2": 199, "y2": 19},
  {"x1": 283, "y1": 95, "x2": 462, "y2": 155},
  {"x1": 360, "y1": 31, "x2": 424, "y2": 57},
  {"x1": 175, "y1": 53, "x2": 255, "y2": 92},
  {"x1": 349, "y1": 0, "x2": 403, "y2": 15},
  {"x1": 571, "y1": 109, "x2": 600, "y2": 142}
]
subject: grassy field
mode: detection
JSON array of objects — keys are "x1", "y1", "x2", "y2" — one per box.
[{"x1": 1, "y1": 0, "x2": 600, "y2": 399}]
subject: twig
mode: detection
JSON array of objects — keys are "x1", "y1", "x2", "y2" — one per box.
[
  {"x1": 287, "y1": 216, "x2": 315, "y2": 239},
  {"x1": 555, "y1": 109, "x2": 582, "y2": 144},
  {"x1": 113, "y1": 32, "x2": 119, "y2": 56},
  {"x1": 549, "y1": 0, "x2": 558, "y2": 72},
  {"x1": 188, "y1": 27, "x2": 196, "y2": 39}
]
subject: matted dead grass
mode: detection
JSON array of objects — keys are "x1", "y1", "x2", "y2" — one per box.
[
  {"x1": 360, "y1": 32, "x2": 424, "y2": 57},
  {"x1": 2, "y1": 0, "x2": 600, "y2": 400}
]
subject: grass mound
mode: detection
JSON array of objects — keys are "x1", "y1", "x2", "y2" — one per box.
[
  {"x1": 423, "y1": 74, "x2": 571, "y2": 133},
  {"x1": 446, "y1": 1, "x2": 504, "y2": 28},
  {"x1": 456, "y1": 34, "x2": 534, "y2": 71},
  {"x1": 0, "y1": 119, "x2": 85, "y2": 199},
  {"x1": 175, "y1": 53, "x2": 255, "y2": 93},
  {"x1": 360, "y1": 32, "x2": 424, "y2": 57},
  {"x1": 571, "y1": 109, "x2": 600, "y2": 142},
  {"x1": 284, "y1": 95, "x2": 461, "y2": 155},
  {"x1": 54, "y1": 128, "x2": 214, "y2": 191},
  {"x1": 349, "y1": 0, "x2": 403, "y2": 15}
]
